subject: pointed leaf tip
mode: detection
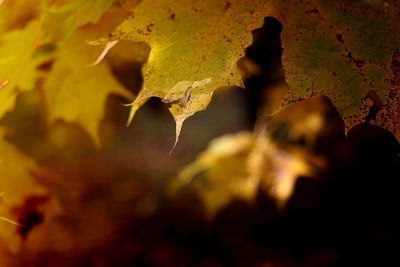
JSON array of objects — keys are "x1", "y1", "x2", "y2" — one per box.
[
  {"x1": 126, "y1": 96, "x2": 149, "y2": 126},
  {"x1": 170, "y1": 118, "x2": 184, "y2": 155}
]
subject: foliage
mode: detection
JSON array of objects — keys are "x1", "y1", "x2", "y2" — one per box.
[
  {"x1": 99, "y1": 0, "x2": 400, "y2": 143},
  {"x1": 0, "y1": 0, "x2": 132, "y2": 256},
  {"x1": 0, "y1": 0, "x2": 399, "y2": 264}
]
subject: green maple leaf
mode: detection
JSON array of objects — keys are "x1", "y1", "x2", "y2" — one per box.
[
  {"x1": 94, "y1": 0, "x2": 273, "y2": 148},
  {"x1": 98, "y1": 0, "x2": 400, "y2": 143},
  {"x1": 280, "y1": 0, "x2": 400, "y2": 140}
]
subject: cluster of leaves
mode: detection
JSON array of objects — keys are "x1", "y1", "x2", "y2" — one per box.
[
  {"x1": 0, "y1": 0, "x2": 399, "y2": 265},
  {"x1": 0, "y1": 0, "x2": 135, "y2": 257}
]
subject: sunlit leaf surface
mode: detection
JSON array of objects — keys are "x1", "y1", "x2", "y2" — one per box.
[
  {"x1": 100, "y1": 0, "x2": 399, "y2": 142},
  {"x1": 0, "y1": 0, "x2": 399, "y2": 264},
  {"x1": 97, "y1": 0, "x2": 274, "y2": 144}
]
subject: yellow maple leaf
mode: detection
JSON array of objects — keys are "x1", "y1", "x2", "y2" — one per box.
[
  {"x1": 41, "y1": 0, "x2": 115, "y2": 41},
  {"x1": 171, "y1": 132, "x2": 256, "y2": 217},
  {"x1": 95, "y1": 0, "x2": 273, "y2": 147},
  {"x1": 43, "y1": 31, "x2": 133, "y2": 146},
  {"x1": 1, "y1": 1, "x2": 134, "y2": 147},
  {"x1": 98, "y1": 0, "x2": 400, "y2": 144},
  {"x1": 0, "y1": 21, "x2": 51, "y2": 118}
]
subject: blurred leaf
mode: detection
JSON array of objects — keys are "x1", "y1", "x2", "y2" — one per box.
[
  {"x1": 173, "y1": 97, "x2": 336, "y2": 215},
  {"x1": 43, "y1": 31, "x2": 133, "y2": 146},
  {"x1": 41, "y1": 0, "x2": 114, "y2": 41},
  {"x1": 0, "y1": 0, "x2": 134, "y2": 146},
  {"x1": 0, "y1": 130, "x2": 52, "y2": 253},
  {"x1": 0, "y1": 0, "x2": 41, "y2": 32},
  {"x1": 172, "y1": 130, "x2": 315, "y2": 217},
  {"x1": 248, "y1": 134, "x2": 314, "y2": 208},
  {"x1": 171, "y1": 132, "x2": 256, "y2": 217},
  {"x1": 0, "y1": 21, "x2": 51, "y2": 118}
]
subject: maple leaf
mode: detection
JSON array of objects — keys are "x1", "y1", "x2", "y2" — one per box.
[
  {"x1": 171, "y1": 130, "x2": 317, "y2": 217},
  {"x1": 42, "y1": 31, "x2": 133, "y2": 146},
  {"x1": 279, "y1": 0, "x2": 400, "y2": 141},
  {"x1": 172, "y1": 95, "x2": 341, "y2": 216},
  {"x1": 0, "y1": 1, "x2": 130, "y2": 146},
  {"x1": 41, "y1": 0, "x2": 115, "y2": 41},
  {"x1": 99, "y1": 0, "x2": 400, "y2": 144},
  {"x1": 170, "y1": 132, "x2": 256, "y2": 217},
  {"x1": 0, "y1": 21, "x2": 51, "y2": 118},
  {"x1": 95, "y1": 0, "x2": 272, "y2": 147}
]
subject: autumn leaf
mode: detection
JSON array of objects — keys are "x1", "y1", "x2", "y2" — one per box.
[
  {"x1": 95, "y1": 0, "x2": 273, "y2": 146},
  {"x1": 171, "y1": 130, "x2": 316, "y2": 217},
  {"x1": 279, "y1": 0, "x2": 400, "y2": 140},
  {"x1": 42, "y1": 31, "x2": 133, "y2": 146},
  {"x1": 170, "y1": 132, "x2": 256, "y2": 217},
  {"x1": 171, "y1": 96, "x2": 339, "y2": 216},
  {"x1": 0, "y1": 1, "x2": 132, "y2": 146},
  {"x1": 98, "y1": 0, "x2": 399, "y2": 145},
  {"x1": 41, "y1": 0, "x2": 115, "y2": 41},
  {"x1": 0, "y1": 21, "x2": 51, "y2": 118}
]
